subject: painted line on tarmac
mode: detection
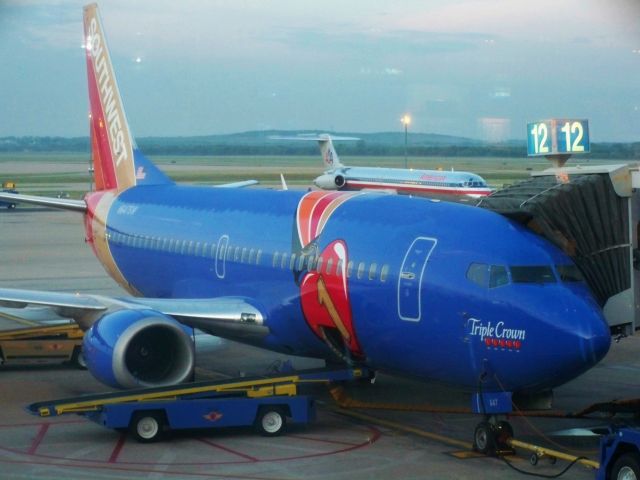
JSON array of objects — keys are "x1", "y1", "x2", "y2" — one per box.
[
  {"x1": 27, "y1": 423, "x2": 49, "y2": 455},
  {"x1": 107, "y1": 432, "x2": 127, "y2": 463},
  {"x1": 332, "y1": 407, "x2": 473, "y2": 450},
  {"x1": 196, "y1": 438, "x2": 259, "y2": 462}
]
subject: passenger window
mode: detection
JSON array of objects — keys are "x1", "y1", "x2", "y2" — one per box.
[
  {"x1": 357, "y1": 262, "x2": 365, "y2": 279},
  {"x1": 316, "y1": 256, "x2": 324, "y2": 272},
  {"x1": 347, "y1": 261, "x2": 354, "y2": 278},
  {"x1": 489, "y1": 265, "x2": 509, "y2": 288},
  {"x1": 307, "y1": 255, "x2": 317, "y2": 270},
  {"x1": 380, "y1": 264, "x2": 389, "y2": 282},
  {"x1": 289, "y1": 253, "x2": 297, "y2": 270},
  {"x1": 466, "y1": 263, "x2": 489, "y2": 288},
  {"x1": 336, "y1": 259, "x2": 344, "y2": 276},
  {"x1": 325, "y1": 258, "x2": 334, "y2": 275},
  {"x1": 281, "y1": 253, "x2": 288, "y2": 269},
  {"x1": 248, "y1": 248, "x2": 255, "y2": 264},
  {"x1": 369, "y1": 263, "x2": 377, "y2": 280},
  {"x1": 256, "y1": 249, "x2": 262, "y2": 264},
  {"x1": 241, "y1": 247, "x2": 248, "y2": 263},
  {"x1": 273, "y1": 252, "x2": 280, "y2": 268},
  {"x1": 297, "y1": 254, "x2": 306, "y2": 270},
  {"x1": 234, "y1": 246, "x2": 241, "y2": 261},
  {"x1": 188, "y1": 241, "x2": 195, "y2": 255},
  {"x1": 180, "y1": 240, "x2": 188, "y2": 255}
]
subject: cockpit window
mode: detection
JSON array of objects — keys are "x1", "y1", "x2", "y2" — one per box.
[
  {"x1": 466, "y1": 263, "x2": 489, "y2": 287},
  {"x1": 467, "y1": 263, "x2": 509, "y2": 288},
  {"x1": 556, "y1": 264, "x2": 584, "y2": 282},
  {"x1": 489, "y1": 265, "x2": 509, "y2": 288},
  {"x1": 510, "y1": 266, "x2": 556, "y2": 284}
]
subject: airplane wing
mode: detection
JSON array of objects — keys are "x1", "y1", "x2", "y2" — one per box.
[
  {"x1": 0, "y1": 185, "x2": 255, "y2": 211},
  {"x1": 215, "y1": 180, "x2": 259, "y2": 188},
  {"x1": 0, "y1": 288, "x2": 268, "y2": 339},
  {"x1": 0, "y1": 191, "x2": 86, "y2": 212}
]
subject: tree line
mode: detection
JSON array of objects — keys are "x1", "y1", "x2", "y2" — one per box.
[{"x1": 1, "y1": 136, "x2": 638, "y2": 159}]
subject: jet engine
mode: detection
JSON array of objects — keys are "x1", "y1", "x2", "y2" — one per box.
[
  {"x1": 82, "y1": 309, "x2": 195, "y2": 389},
  {"x1": 314, "y1": 172, "x2": 346, "y2": 190}
]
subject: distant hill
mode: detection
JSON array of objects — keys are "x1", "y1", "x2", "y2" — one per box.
[{"x1": 0, "y1": 131, "x2": 638, "y2": 159}]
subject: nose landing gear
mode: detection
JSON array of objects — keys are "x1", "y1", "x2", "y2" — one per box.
[{"x1": 473, "y1": 417, "x2": 515, "y2": 456}]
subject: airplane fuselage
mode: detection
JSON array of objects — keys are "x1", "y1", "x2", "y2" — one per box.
[
  {"x1": 316, "y1": 166, "x2": 492, "y2": 198},
  {"x1": 86, "y1": 186, "x2": 609, "y2": 393}
]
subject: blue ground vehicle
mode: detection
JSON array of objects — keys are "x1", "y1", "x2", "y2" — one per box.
[
  {"x1": 27, "y1": 367, "x2": 368, "y2": 442},
  {"x1": 597, "y1": 427, "x2": 640, "y2": 480}
]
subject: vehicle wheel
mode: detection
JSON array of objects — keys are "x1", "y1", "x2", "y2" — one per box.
[
  {"x1": 255, "y1": 407, "x2": 286, "y2": 436},
  {"x1": 612, "y1": 452, "x2": 640, "y2": 480},
  {"x1": 71, "y1": 347, "x2": 87, "y2": 369},
  {"x1": 530, "y1": 453, "x2": 539, "y2": 466},
  {"x1": 473, "y1": 421, "x2": 495, "y2": 455},
  {"x1": 131, "y1": 412, "x2": 165, "y2": 443}
]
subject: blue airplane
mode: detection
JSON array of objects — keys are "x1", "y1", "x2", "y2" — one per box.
[{"x1": 0, "y1": 3, "x2": 610, "y2": 447}]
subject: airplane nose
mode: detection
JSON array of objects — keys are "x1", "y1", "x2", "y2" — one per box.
[{"x1": 580, "y1": 308, "x2": 610, "y2": 366}]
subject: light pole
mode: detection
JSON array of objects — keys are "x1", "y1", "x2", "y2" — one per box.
[{"x1": 401, "y1": 114, "x2": 411, "y2": 169}]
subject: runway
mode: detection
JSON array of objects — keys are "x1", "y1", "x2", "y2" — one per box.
[{"x1": 1, "y1": 207, "x2": 639, "y2": 479}]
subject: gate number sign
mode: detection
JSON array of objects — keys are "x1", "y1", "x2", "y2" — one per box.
[{"x1": 527, "y1": 119, "x2": 590, "y2": 156}]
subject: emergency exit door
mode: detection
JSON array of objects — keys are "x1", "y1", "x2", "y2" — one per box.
[{"x1": 397, "y1": 237, "x2": 437, "y2": 322}]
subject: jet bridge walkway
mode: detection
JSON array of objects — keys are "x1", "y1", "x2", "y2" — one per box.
[{"x1": 478, "y1": 164, "x2": 637, "y2": 333}]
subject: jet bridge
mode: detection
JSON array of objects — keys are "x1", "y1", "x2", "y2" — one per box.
[{"x1": 478, "y1": 163, "x2": 640, "y2": 334}]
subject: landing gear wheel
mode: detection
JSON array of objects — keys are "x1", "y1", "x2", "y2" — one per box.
[
  {"x1": 530, "y1": 453, "x2": 539, "y2": 466},
  {"x1": 255, "y1": 407, "x2": 286, "y2": 436},
  {"x1": 473, "y1": 421, "x2": 496, "y2": 455},
  {"x1": 131, "y1": 412, "x2": 165, "y2": 443},
  {"x1": 612, "y1": 452, "x2": 640, "y2": 480}
]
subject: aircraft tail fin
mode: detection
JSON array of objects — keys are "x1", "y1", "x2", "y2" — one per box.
[
  {"x1": 316, "y1": 135, "x2": 344, "y2": 169},
  {"x1": 83, "y1": 3, "x2": 172, "y2": 192},
  {"x1": 269, "y1": 134, "x2": 358, "y2": 169}
]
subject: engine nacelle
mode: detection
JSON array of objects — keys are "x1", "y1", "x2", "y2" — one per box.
[
  {"x1": 83, "y1": 309, "x2": 195, "y2": 389},
  {"x1": 314, "y1": 173, "x2": 346, "y2": 190}
]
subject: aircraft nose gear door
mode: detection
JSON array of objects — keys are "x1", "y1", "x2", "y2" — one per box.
[{"x1": 398, "y1": 237, "x2": 437, "y2": 322}]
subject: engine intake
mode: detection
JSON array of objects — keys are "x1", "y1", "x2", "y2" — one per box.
[{"x1": 83, "y1": 309, "x2": 195, "y2": 389}]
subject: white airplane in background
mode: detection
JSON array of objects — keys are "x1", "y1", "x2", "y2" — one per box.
[{"x1": 275, "y1": 134, "x2": 493, "y2": 199}]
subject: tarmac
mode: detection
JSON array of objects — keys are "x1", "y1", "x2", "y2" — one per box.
[{"x1": 1, "y1": 206, "x2": 640, "y2": 479}]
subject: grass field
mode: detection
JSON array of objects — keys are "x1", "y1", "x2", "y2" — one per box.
[{"x1": 0, "y1": 152, "x2": 629, "y2": 198}]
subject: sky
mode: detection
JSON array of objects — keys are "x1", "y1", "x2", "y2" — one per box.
[{"x1": 0, "y1": 0, "x2": 639, "y2": 142}]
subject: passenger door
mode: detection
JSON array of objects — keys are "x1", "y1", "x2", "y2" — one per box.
[{"x1": 397, "y1": 237, "x2": 437, "y2": 322}]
